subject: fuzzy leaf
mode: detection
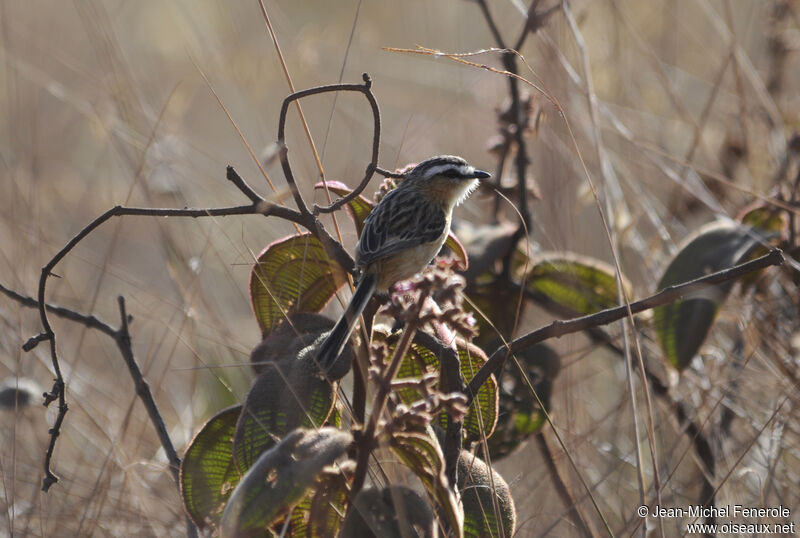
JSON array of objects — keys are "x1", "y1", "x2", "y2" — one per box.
[
  {"x1": 250, "y1": 233, "x2": 348, "y2": 337},
  {"x1": 340, "y1": 486, "x2": 435, "y2": 537},
  {"x1": 465, "y1": 278, "x2": 521, "y2": 348},
  {"x1": 180, "y1": 405, "x2": 242, "y2": 530},
  {"x1": 654, "y1": 221, "x2": 765, "y2": 370},
  {"x1": 220, "y1": 428, "x2": 352, "y2": 538},
  {"x1": 458, "y1": 451, "x2": 516, "y2": 537},
  {"x1": 390, "y1": 430, "x2": 464, "y2": 538},
  {"x1": 233, "y1": 347, "x2": 337, "y2": 474}
]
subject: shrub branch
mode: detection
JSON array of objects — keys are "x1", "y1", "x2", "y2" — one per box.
[{"x1": 465, "y1": 248, "x2": 785, "y2": 404}]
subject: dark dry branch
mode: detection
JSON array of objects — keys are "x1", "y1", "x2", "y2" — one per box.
[
  {"x1": 1, "y1": 282, "x2": 116, "y2": 335},
  {"x1": 513, "y1": 1, "x2": 560, "y2": 51},
  {"x1": 522, "y1": 279, "x2": 718, "y2": 523},
  {"x1": 277, "y1": 73, "x2": 382, "y2": 216},
  {"x1": 475, "y1": 0, "x2": 541, "y2": 271},
  {"x1": 465, "y1": 249, "x2": 785, "y2": 404},
  {"x1": 24, "y1": 163, "x2": 357, "y2": 494},
  {"x1": 115, "y1": 297, "x2": 181, "y2": 485},
  {"x1": 375, "y1": 166, "x2": 407, "y2": 179},
  {"x1": 0, "y1": 284, "x2": 199, "y2": 537}
]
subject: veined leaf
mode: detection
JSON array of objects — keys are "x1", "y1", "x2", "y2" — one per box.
[
  {"x1": 285, "y1": 469, "x2": 349, "y2": 537},
  {"x1": 488, "y1": 343, "x2": 561, "y2": 460},
  {"x1": 520, "y1": 252, "x2": 627, "y2": 316},
  {"x1": 375, "y1": 328, "x2": 498, "y2": 441},
  {"x1": 390, "y1": 430, "x2": 463, "y2": 538},
  {"x1": 180, "y1": 405, "x2": 243, "y2": 530},
  {"x1": 233, "y1": 342, "x2": 337, "y2": 474},
  {"x1": 654, "y1": 221, "x2": 766, "y2": 370},
  {"x1": 250, "y1": 233, "x2": 348, "y2": 337},
  {"x1": 737, "y1": 202, "x2": 788, "y2": 236},
  {"x1": 220, "y1": 427, "x2": 352, "y2": 538},
  {"x1": 453, "y1": 342, "x2": 498, "y2": 442}
]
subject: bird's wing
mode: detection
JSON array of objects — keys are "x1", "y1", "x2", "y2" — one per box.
[{"x1": 356, "y1": 188, "x2": 446, "y2": 267}]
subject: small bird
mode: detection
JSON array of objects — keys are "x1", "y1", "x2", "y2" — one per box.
[{"x1": 317, "y1": 155, "x2": 490, "y2": 370}]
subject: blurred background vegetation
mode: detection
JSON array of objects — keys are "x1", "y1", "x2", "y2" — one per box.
[{"x1": 1, "y1": 0, "x2": 798, "y2": 535}]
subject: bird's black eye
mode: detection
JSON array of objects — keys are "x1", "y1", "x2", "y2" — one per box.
[{"x1": 439, "y1": 168, "x2": 462, "y2": 179}]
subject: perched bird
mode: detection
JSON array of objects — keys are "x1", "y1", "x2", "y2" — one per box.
[{"x1": 317, "y1": 155, "x2": 489, "y2": 370}]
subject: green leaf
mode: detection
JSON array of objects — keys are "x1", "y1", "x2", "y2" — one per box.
[
  {"x1": 250, "y1": 233, "x2": 348, "y2": 337},
  {"x1": 654, "y1": 221, "x2": 765, "y2": 370},
  {"x1": 233, "y1": 344, "x2": 337, "y2": 474},
  {"x1": 521, "y1": 252, "x2": 627, "y2": 316},
  {"x1": 286, "y1": 470, "x2": 349, "y2": 537},
  {"x1": 180, "y1": 405, "x2": 243, "y2": 530},
  {"x1": 738, "y1": 202, "x2": 788, "y2": 236},
  {"x1": 220, "y1": 427, "x2": 352, "y2": 538},
  {"x1": 375, "y1": 329, "x2": 498, "y2": 441},
  {"x1": 390, "y1": 430, "x2": 464, "y2": 538},
  {"x1": 458, "y1": 451, "x2": 516, "y2": 538},
  {"x1": 455, "y1": 342, "x2": 498, "y2": 442},
  {"x1": 488, "y1": 343, "x2": 561, "y2": 460}
]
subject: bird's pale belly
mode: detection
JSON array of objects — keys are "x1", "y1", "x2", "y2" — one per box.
[{"x1": 368, "y1": 233, "x2": 448, "y2": 291}]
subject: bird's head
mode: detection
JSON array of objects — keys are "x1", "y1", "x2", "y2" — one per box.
[{"x1": 403, "y1": 155, "x2": 490, "y2": 207}]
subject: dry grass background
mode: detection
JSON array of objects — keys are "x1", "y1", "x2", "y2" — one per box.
[{"x1": 1, "y1": 0, "x2": 798, "y2": 536}]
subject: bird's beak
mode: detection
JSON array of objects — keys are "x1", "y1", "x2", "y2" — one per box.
[{"x1": 473, "y1": 169, "x2": 491, "y2": 179}]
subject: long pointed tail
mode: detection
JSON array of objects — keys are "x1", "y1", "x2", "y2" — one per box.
[{"x1": 317, "y1": 272, "x2": 378, "y2": 374}]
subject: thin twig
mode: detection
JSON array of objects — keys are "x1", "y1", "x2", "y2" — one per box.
[
  {"x1": 114, "y1": 297, "x2": 181, "y2": 483},
  {"x1": 25, "y1": 164, "x2": 355, "y2": 493},
  {"x1": 0, "y1": 285, "x2": 198, "y2": 537},
  {"x1": 277, "y1": 75, "x2": 382, "y2": 216},
  {"x1": 0, "y1": 283, "x2": 115, "y2": 336}
]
